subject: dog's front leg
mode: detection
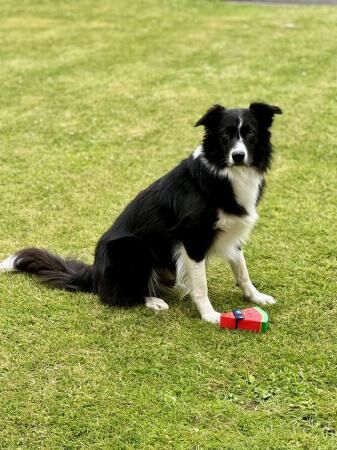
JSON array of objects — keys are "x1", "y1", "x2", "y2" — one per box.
[
  {"x1": 183, "y1": 253, "x2": 220, "y2": 324},
  {"x1": 229, "y1": 248, "x2": 276, "y2": 306}
]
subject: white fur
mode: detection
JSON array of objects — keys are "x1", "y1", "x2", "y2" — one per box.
[
  {"x1": 211, "y1": 212, "x2": 257, "y2": 261},
  {"x1": 238, "y1": 112, "x2": 243, "y2": 129},
  {"x1": 0, "y1": 255, "x2": 17, "y2": 272},
  {"x1": 229, "y1": 251, "x2": 276, "y2": 305},
  {"x1": 173, "y1": 245, "x2": 191, "y2": 297},
  {"x1": 225, "y1": 166, "x2": 262, "y2": 213},
  {"x1": 175, "y1": 246, "x2": 220, "y2": 324},
  {"x1": 193, "y1": 145, "x2": 229, "y2": 178},
  {"x1": 228, "y1": 113, "x2": 249, "y2": 166},
  {"x1": 192, "y1": 145, "x2": 203, "y2": 160},
  {"x1": 200, "y1": 155, "x2": 226, "y2": 177},
  {"x1": 148, "y1": 268, "x2": 160, "y2": 297},
  {"x1": 211, "y1": 167, "x2": 261, "y2": 260},
  {"x1": 145, "y1": 297, "x2": 169, "y2": 310}
]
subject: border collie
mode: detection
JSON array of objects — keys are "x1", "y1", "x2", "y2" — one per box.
[{"x1": 0, "y1": 102, "x2": 282, "y2": 324}]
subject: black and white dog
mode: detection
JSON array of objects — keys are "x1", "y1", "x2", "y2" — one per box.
[{"x1": 0, "y1": 103, "x2": 282, "y2": 324}]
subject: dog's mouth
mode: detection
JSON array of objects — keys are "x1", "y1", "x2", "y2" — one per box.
[{"x1": 227, "y1": 160, "x2": 249, "y2": 168}]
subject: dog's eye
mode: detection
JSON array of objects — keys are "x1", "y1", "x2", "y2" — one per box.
[
  {"x1": 222, "y1": 127, "x2": 235, "y2": 138},
  {"x1": 241, "y1": 126, "x2": 255, "y2": 138}
]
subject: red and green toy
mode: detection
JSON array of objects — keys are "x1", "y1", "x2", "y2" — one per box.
[{"x1": 220, "y1": 306, "x2": 269, "y2": 333}]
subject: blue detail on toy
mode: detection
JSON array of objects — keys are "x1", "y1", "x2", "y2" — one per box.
[{"x1": 232, "y1": 309, "x2": 244, "y2": 320}]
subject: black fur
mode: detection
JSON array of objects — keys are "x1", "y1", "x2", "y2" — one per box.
[
  {"x1": 12, "y1": 103, "x2": 282, "y2": 307},
  {"x1": 15, "y1": 248, "x2": 93, "y2": 291}
]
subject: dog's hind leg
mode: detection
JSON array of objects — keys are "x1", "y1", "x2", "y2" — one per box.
[{"x1": 95, "y1": 236, "x2": 168, "y2": 310}]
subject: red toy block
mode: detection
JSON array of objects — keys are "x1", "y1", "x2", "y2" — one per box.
[
  {"x1": 220, "y1": 307, "x2": 269, "y2": 333},
  {"x1": 219, "y1": 312, "x2": 237, "y2": 329}
]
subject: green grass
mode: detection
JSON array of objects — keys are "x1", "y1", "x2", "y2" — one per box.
[{"x1": 0, "y1": 0, "x2": 336, "y2": 448}]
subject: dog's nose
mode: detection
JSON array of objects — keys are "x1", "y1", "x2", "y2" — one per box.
[{"x1": 232, "y1": 152, "x2": 245, "y2": 163}]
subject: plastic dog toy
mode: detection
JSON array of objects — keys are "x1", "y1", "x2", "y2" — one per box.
[{"x1": 220, "y1": 306, "x2": 269, "y2": 333}]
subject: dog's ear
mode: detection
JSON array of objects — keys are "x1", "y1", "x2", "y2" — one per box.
[
  {"x1": 194, "y1": 104, "x2": 226, "y2": 128},
  {"x1": 249, "y1": 103, "x2": 282, "y2": 128}
]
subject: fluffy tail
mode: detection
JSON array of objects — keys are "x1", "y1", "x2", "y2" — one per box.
[{"x1": 1, "y1": 248, "x2": 93, "y2": 292}]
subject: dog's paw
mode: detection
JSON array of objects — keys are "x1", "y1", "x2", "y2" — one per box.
[
  {"x1": 145, "y1": 297, "x2": 169, "y2": 311},
  {"x1": 249, "y1": 292, "x2": 276, "y2": 306},
  {"x1": 201, "y1": 311, "x2": 221, "y2": 324}
]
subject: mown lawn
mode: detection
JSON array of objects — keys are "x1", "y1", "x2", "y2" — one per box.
[{"x1": 0, "y1": 0, "x2": 336, "y2": 448}]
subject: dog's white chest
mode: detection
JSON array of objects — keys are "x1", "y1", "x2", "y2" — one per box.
[
  {"x1": 213, "y1": 211, "x2": 258, "y2": 260},
  {"x1": 215, "y1": 209, "x2": 258, "y2": 233},
  {"x1": 227, "y1": 166, "x2": 262, "y2": 214},
  {"x1": 212, "y1": 167, "x2": 262, "y2": 259}
]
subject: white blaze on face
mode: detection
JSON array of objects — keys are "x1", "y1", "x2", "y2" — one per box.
[{"x1": 228, "y1": 114, "x2": 249, "y2": 166}]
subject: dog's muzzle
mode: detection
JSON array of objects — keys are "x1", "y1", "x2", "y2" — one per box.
[{"x1": 228, "y1": 140, "x2": 249, "y2": 166}]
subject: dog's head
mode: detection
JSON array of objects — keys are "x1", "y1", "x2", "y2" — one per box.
[{"x1": 195, "y1": 103, "x2": 282, "y2": 172}]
